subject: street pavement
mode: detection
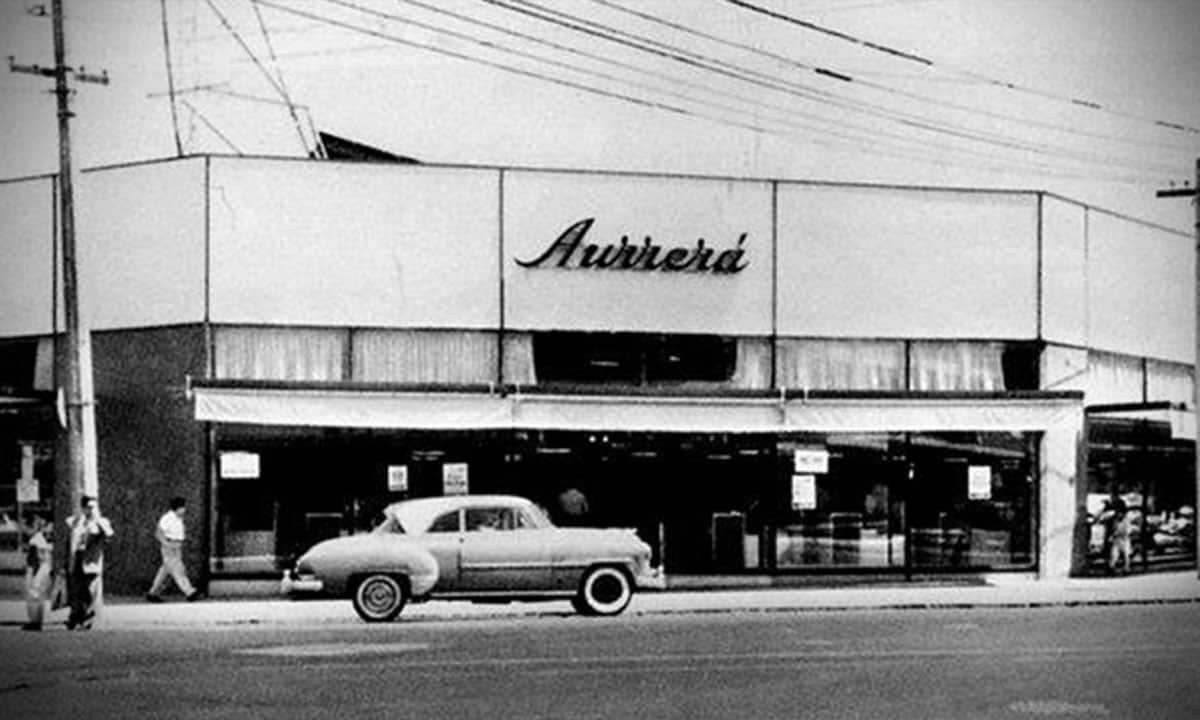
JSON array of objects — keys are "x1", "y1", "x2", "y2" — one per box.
[{"x1": 3, "y1": 570, "x2": 1199, "y2": 629}]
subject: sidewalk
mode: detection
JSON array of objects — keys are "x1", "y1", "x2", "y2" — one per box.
[{"x1": 3, "y1": 571, "x2": 1199, "y2": 629}]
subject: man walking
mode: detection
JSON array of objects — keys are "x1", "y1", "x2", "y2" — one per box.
[{"x1": 146, "y1": 496, "x2": 201, "y2": 602}]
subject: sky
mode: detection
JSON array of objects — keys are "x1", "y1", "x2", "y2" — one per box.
[{"x1": 1, "y1": 0, "x2": 1199, "y2": 233}]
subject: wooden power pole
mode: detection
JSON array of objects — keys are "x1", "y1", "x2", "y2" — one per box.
[
  {"x1": 1156, "y1": 158, "x2": 1200, "y2": 579},
  {"x1": 9, "y1": 0, "x2": 107, "y2": 588}
]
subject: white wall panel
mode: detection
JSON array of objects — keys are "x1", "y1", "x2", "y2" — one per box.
[
  {"x1": 1040, "y1": 196, "x2": 1087, "y2": 347},
  {"x1": 208, "y1": 160, "x2": 500, "y2": 328},
  {"x1": 0, "y1": 177, "x2": 55, "y2": 336},
  {"x1": 1087, "y1": 210, "x2": 1192, "y2": 363},
  {"x1": 504, "y1": 171, "x2": 772, "y2": 334},
  {"x1": 76, "y1": 160, "x2": 207, "y2": 329},
  {"x1": 777, "y1": 186, "x2": 1039, "y2": 339}
]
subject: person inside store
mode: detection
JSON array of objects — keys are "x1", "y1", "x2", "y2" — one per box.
[
  {"x1": 22, "y1": 511, "x2": 52, "y2": 631},
  {"x1": 557, "y1": 484, "x2": 590, "y2": 527},
  {"x1": 66, "y1": 495, "x2": 115, "y2": 630}
]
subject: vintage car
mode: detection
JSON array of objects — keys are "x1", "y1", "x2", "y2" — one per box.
[{"x1": 282, "y1": 494, "x2": 664, "y2": 622}]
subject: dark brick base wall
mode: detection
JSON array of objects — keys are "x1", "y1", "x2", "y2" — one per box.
[{"x1": 93, "y1": 326, "x2": 207, "y2": 596}]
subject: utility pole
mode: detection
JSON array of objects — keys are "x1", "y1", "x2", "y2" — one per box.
[
  {"x1": 9, "y1": 0, "x2": 107, "y2": 595},
  {"x1": 1156, "y1": 158, "x2": 1200, "y2": 579}
]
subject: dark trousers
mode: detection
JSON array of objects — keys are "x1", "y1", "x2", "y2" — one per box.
[{"x1": 67, "y1": 556, "x2": 101, "y2": 629}]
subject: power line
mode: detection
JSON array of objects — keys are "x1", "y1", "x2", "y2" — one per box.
[
  {"x1": 158, "y1": 0, "x2": 184, "y2": 156},
  {"x1": 478, "y1": 0, "x2": 1179, "y2": 175},
  {"x1": 274, "y1": 0, "x2": 1164, "y2": 183},
  {"x1": 201, "y1": 0, "x2": 311, "y2": 155},
  {"x1": 722, "y1": 0, "x2": 1200, "y2": 136},
  {"x1": 266, "y1": 0, "x2": 1003, "y2": 174},
  {"x1": 253, "y1": 0, "x2": 772, "y2": 135},
  {"x1": 582, "y1": 0, "x2": 1193, "y2": 153},
  {"x1": 353, "y1": 0, "x2": 1158, "y2": 181}
]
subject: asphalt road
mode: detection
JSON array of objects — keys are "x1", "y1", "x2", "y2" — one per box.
[{"x1": 4, "y1": 604, "x2": 1200, "y2": 719}]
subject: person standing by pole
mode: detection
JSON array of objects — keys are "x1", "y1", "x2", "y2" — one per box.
[
  {"x1": 22, "y1": 511, "x2": 53, "y2": 631},
  {"x1": 65, "y1": 495, "x2": 114, "y2": 630},
  {"x1": 9, "y1": 0, "x2": 109, "y2": 635},
  {"x1": 146, "y1": 496, "x2": 201, "y2": 603}
]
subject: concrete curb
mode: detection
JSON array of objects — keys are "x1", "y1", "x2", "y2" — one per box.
[{"x1": 3, "y1": 571, "x2": 1198, "y2": 629}]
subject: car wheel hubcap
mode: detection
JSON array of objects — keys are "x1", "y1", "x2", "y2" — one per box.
[
  {"x1": 362, "y1": 579, "x2": 398, "y2": 615},
  {"x1": 593, "y1": 575, "x2": 624, "y2": 604},
  {"x1": 584, "y1": 568, "x2": 630, "y2": 613}
]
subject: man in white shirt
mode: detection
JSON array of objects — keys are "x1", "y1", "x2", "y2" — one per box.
[{"x1": 146, "y1": 496, "x2": 200, "y2": 602}]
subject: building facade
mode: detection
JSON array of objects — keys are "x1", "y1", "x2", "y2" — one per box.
[{"x1": 0, "y1": 156, "x2": 1194, "y2": 592}]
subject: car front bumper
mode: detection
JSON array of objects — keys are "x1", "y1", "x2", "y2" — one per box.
[{"x1": 280, "y1": 570, "x2": 325, "y2": 597}]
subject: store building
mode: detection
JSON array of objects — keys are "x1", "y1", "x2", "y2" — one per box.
[{"x1": 0, "y1": 155, "x2": 1194, "y2": 593}]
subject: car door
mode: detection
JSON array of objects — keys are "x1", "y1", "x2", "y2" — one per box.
[
  {"x1": 416, "y1": 509, "x2": 465, "y2": 592},
  {"x1": 458, "y1": 505, "x2": 554, "y2": 592}
]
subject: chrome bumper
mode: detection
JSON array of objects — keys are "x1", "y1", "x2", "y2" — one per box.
[
  {"x1": 280, "y1": 570, "x2": 324, "y2": 596},
  {"x1": 634, "y1": 566, "x2": 666, "y2": 591}
]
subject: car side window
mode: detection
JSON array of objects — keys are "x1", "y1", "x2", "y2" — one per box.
[
  {"x1": 514, "y1": 508, "x2": 538, "y2": 529},
  {"x1": 427, "y1": 511, "x2": 461, "y2": 533},
  {"x1": 466, "y1": 507, "x2": 513, "y2": 532}
]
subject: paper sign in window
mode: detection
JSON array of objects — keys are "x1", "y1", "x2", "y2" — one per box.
[
  {"x1": 793, "y1": 448, "x2": 829, "y2": 474},
  {"x1": 220, "y1": 451, "x2": 260, "y2": 479},
  {"x1": 443, "y1": 463, "x2": 469, "y2": 495},
  {"x1": 791, "y1": 474, "x2": 817, "y2": 510},
  {"x1": 387, "y1": 465, "x2": 409, "y2": 492},
  {"x1": 968, "y1": 465, "x2": 992, "y2": 500}
]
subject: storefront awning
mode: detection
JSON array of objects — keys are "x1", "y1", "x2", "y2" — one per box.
[
  {"x1": 193, "y1": 385, "x2": 1083, "y2": 434},
  {"x1": 1087, "y1": 402, "x2": 1196, "y2": 443}
]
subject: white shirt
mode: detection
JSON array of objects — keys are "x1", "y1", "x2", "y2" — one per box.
[{"x1": 158, "y1": 510, "x2": 185, "y2": 543}]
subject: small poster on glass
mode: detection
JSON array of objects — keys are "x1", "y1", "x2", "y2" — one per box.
[
  {"x1": 968, "y1": 465, "x2": 992, "y2": 500},
  {"x1": 791, "y1": 474, "x2": 817, "y2": 510}
]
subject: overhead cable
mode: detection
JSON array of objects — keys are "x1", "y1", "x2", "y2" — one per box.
[
  {"x1": 722, "y1": 0, "x2": 1200, "y2": 135},
  {"x1": 270, "y1": 0, "x2": 1164, "y2": 182},
  {"x1": 583, "y1": 0, "x2": 1193, "y2": 152},
  {"x1": 364, "y1": 0, "x2": 1158, "y2": 180},
  {"x1": 249, "y1": 0, "x2": 321, "y2": 157},
  {"x1": 479, "y1": 0, "x2": 1179, "y2": 174},
  {"x1": 202, "y1": 0, "x2": 311, "y2": 155}
]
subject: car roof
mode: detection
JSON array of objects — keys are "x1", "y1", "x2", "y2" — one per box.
[{"x1": 385, "y1": 495, "x2": 536, "y2": 533}]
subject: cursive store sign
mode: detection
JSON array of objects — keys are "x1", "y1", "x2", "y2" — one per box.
[{"x1": 515, "y1": 218, "x2": 749, "y2": 274}]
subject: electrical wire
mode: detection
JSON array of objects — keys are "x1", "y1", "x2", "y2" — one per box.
[
  {"x1": 582, "y1": 0, "x2": 1194, "y2": 153},
  {"x1": 721, "y1": 0, "x2": 1200, "y2": 135},
  {"x1": 179, "y1": 98, "x2": 243, "y2": 154},
  {"x1": 268, "y1": 0, "x2": 1163, "y2": 182},
  {"x1": 253, "y1": 0, "x2": 772, "y2": 135},
  {"x1": 250, "y1": 0, "x2": 318, "y2": 157},
  {"x1": 358, "y1": 0, "x2": 1156, "y2": 180},
  {"x1": 158, "y1": 0, "x2": 185, "y2": 156},
  {"x1": 477, "y1": 0, "x2": 1180, "y2": 175},
  {"x1": 200, "y1": 0, "x2": 295, "y2": 119}
]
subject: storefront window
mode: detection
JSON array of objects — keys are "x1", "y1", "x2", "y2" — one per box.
[
  {"x1": 773, "y1": 432, "x2": 1038, "y2": 571},
  {"x1": 905, "y1": 432, "x2": 1036, "y2": 569},
  {"x1": 533, "y1": 332, "x2": 736, "y2": 385},
  {"x1": 0, "y1": 440, "x2": 53, "y2": 573},
  {"x1": 1086, "y1": 417, "x2": 1196, "y2": 574}
]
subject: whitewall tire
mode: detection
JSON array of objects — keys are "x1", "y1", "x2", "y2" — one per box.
[
  {"x1": 576, "y1": 566, "x2": 633, "y2": 616},
  {"x1": 352, "y1": 573, "x2": 408, "y2": 623}
]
